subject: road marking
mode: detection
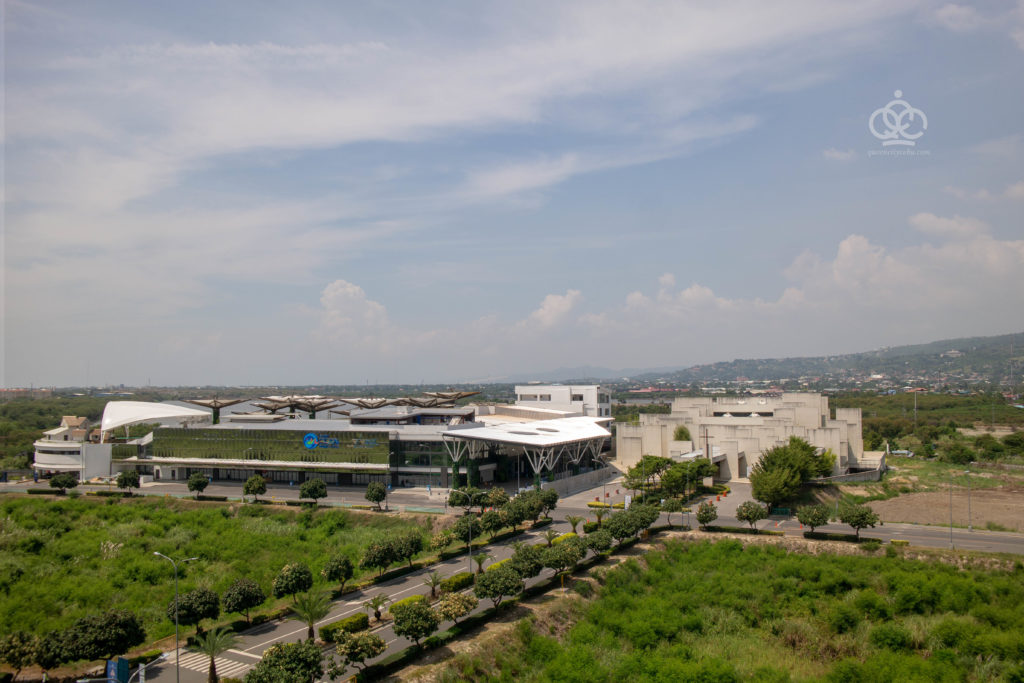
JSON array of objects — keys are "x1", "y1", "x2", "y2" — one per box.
[
  {"x1": 170, "y1": 650, "x2": 251, "y2": 678},
  {"x1": 227, "y1": 648, "x2": 262, "y2": 660}
]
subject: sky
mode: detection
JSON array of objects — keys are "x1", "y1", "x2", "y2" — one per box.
[{"x1": 3, "y1": 0, "x2": 1023, "y2": 387}]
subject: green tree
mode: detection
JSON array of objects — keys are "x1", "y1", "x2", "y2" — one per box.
[
  {"x1": 750, "y1": 466, "x2": 801, "y2": 511},
  {"x1": 34, "y1": 631, "x2": 65, "y2": 671},
  {"x1": 334, "y1": 630, "x2": 386, "y2": 672},
  {"x1": 391, "y1": 530, "x2": 424, "y2": 568},
  {"x1": 390, "y1": 601, "x2": 440, "y2": 646},
  {"x1": 437, "y1": 592, "x2": 478, "y2": 624},
  {"x1": 538, "y1": 488, "x2": 559, "y2": 517},
  {"x1": 486, "y1": 487, "x2": 510, "y2": 509},
  {"x1": 423, "y1": 570, "x2": 443, "y2": 599},
  {"x1": 735, "y1": 501, "x2": 768, "y2": 530},
  {"x1": 603, "y1": 511, "x2": 638, "y2": 546},
  {"x1": 187, "y1": 472, "x2": 210, "y2": 499},
  {"x1": 116, "y1": 470, "x2": 140, "y2": 495},
  {"x1": 796, "y1": 504, "x2": 831, "y2": 532},
  {"x1": 840, "y1": 504, "x2": 881, "y2": 540},
  {"x1": 448, "y1": 486, "x2": 482, "y2": 513},
  {"x1": 0, "y1": 631, "x2": 37, "y2": 680},
  {"x1": 194, "y1": 626, "x2": 238, "y2": 683},
  {"x1": 661, "y1": 498, "x2": 684, "y2": 527},
  {"x1": 593, "y1": 508, "x2": 608, "y2": 528},
  {"x1": 472, "y1": 552, "x2": 491, "y2": 574},
  {"x1": 243, "y1": 474, "x2": 267, "y2": 502},
  {"x1": 245, "y1": 640, "x2": 324, "y2": 683},
  {"x1": 565, "y1": 515, "x2": 585, "y2": 534},
  {"x1": 299, "y1": 478, "x2": 327, "y2": 505},
  {"x1": 360, "y1": 541, "x2": 395, "y2": 577},
  {"x1": 65, "y1": 609, "x2": 146, "y2": 661},
  {"x1": 430, "y1": 529, "x2": 454, "y2": 552},
  {"x1": 362, "y1": 594, "x2": 390, "y2": 622},
  {"x1": 507, "y1": 542, "x2": 543, "y2": 580},
  {"x1": 48, "y1": 472, "x2": 78, "y2": 494},
  {"x1": 292, "y1": 591, "x2": 331, "y2": 641},
  {"x1": 542, "y1": 542, "x2": 584, "y2": 576},
  {"x1": 542, "y1": 528, "x2": 560, "y2": 547},
  {"x1": 365, "y1": 481, "x2": 387, "y2": 510},
  {"x1": 473, "y1": 566, "x2": 523, "y2": 607},
  {"x1": 479, "y1": 509, "x2": 504, "y2": 539},
  {"x1": 273, "y1": 563, "x2": 313, "y2": 603},
  {"x1": 696, "y1": 501, "x2": 718, "y2": 530},
  {"x1": 673, "y1": 424, "x2": 692, "y2": 441},
  {"x1": 451, "y1": 514, "x2": 481, "y2": 556},
  {"x1": 222, "y1": 578, "x2": 265, "y2": 625},
  {"x1": 501, "y1": 497, "x2": 531, "y2": 531},
  {"x1": 585, "y1": 529, "x2": 613, "y2": 554},
  {"x1": 321, "y1": 554, "x2": 354, "y2": 593},
  {"x1": 168, "y1": 588, "x2": 220, "y2": 635}
]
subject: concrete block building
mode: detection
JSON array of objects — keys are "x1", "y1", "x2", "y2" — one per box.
[{"x1": 615, "y1": 393, "x2": 865, "y2": 481}]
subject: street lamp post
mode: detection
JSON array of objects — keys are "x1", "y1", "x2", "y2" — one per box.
[
  {"x1": 966, "y1": 468, "x2": 972, "y2": 532},
  {"x1": 450, "y1": 489, "x2": 474, "y2": 575},
  {"x1": 153, "y1": 553, "x2": 197, "y2": 683},
  {"x1": 949, "y1": 477, "x2": 954, "y2": 549}
]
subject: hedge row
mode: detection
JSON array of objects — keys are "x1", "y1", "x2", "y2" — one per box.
[
  {"x1": 439, "y1": 572, "x2": 474, "y2": 594},
  {"x1": 391, "y1": 594, "x2": 427, "y2": 610},
  {"x1": 320, "y1": 612, "x2": 370, "y2": 643},
  {"x1": 704, "y1": 525, "x2": 785, "y2": 537},
  {"x1": 551, "y1": 532, "x2": 577, "y2": 546},
  {"x1": 486, "y1": 558, "x2": 510, "y2": 573},
  {"x1": 804, "y1": 531, "x2": 881, "y2": 544}
]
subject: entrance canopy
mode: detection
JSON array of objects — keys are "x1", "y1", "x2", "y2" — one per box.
[
  {"x1": 100, "y1": 401, "x2": 210, "y2": 434},
  {"x1": 441, "y1": 416, "x2": 611, "y2": 478}
]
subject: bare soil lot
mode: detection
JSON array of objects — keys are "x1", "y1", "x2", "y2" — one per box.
[{"x1": 869, "y1": 488, "x2": 1024, "y2": 532}]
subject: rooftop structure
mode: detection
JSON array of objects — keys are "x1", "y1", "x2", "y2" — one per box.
[{"x1": 514, "y1": 384, "x2": 612, "y2": 417}]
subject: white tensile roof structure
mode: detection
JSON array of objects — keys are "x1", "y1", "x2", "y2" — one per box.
[
  {"x1": 441, "y1": 416, "x2": 612, "y2": 480},
  {"x1": 100, "y1": 401, "x2": 210, "y2": 435}
]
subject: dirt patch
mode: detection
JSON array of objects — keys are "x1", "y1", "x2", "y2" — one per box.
[{"x1": 869, "y1": 488, "x2": 1024, "y2": 532}]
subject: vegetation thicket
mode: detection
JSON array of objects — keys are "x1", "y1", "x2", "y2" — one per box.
[
  {"x1": 432, "y1": 539, "x2": 1024, "y2": 682},
  {"x1": 0, "y1": 496, "x2": 432, "y2": 639}
]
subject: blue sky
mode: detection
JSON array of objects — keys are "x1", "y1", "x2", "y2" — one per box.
[{"x1": 4, "y1": 0, "x2": 1023, "y2": 387}]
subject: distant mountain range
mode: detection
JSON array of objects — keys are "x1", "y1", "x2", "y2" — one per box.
[{"x1": 507, "y1": 332, "x2": 1024, "y2": 385}]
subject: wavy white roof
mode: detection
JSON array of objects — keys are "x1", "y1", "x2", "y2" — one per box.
[
  {"x1": 443, "y1": 416, "x2": 611, "y2": 448},
  {"x1": 100, "y1": 401, "x2": 210, "y2": 433}
]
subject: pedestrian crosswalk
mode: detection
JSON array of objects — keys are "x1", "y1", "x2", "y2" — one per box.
[{"x1": 170, "y1": 650, "x2": 253, "y2": 679}]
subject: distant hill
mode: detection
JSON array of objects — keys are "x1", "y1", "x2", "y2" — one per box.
[{"x1": 632, "y1": 332, "x2": 1024, "y2": 385}]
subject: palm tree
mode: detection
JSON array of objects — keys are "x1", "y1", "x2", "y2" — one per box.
[
  {"x1": 543, "y1": 529, "x2": 560, "y2": 547},
  {"x1": 363, "y1": 593, "x2": 390, "y2": 622},
  {"x1": 593, "y1": 508, "x2": 608, "y2": 528},
  {"x1": 471, "y1": 552, "x2": 490, "y2": 574},
  {"x1": 292, "y1": 590, "x2": 331, "y2": 641},
  {"x1": 423, "y1": 570, "x2": 443, "y2": 599},
  {"x1": 193, "y1": 627, "x2": 238, "y2": 683},
  {"x1": 565, "y1": 515, "x2": 584, "y2": 534}
]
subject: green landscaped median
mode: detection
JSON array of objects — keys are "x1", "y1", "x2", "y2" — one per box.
[{"x1": 0, "y1": 495, "x2": 434, "y2": 640}]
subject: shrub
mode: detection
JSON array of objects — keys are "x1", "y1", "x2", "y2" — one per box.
[
  {"x1": 827, "y1": 604, "x2": 861, "y2": 634},
  {"x1": 320, "y1": 612, "x2": 369, "y2": 642},
  {"x1": 870, "y1": 623, "x2": 913, "y2": 651},
  {"x1": 860, "y1": 539, "x2": 882, "y2": 553},
  {"x1": 551, "y1": 532, "x2": 578, "y2": 546},
  {"x1": 582, "y1": 521, "x2": 600, "y2": 534},
  {"x1": 611, "y1": 502, "x2": 625, "y2": 509},
  {"x1": 439, "y1": 572, "x2": 474, "y2": 594},
  {"x1": 391, "y1": 594, "x2": 427, "y2": 611},
  {"x1": 586, "y1": 502, "x2": 611, "y2": 508},
  {"x1": 890, "y1": 539, "x2": 909, "y2": 547},
  {"x1": 486, "y1": 558, "x2": 511, "y2": 573}
]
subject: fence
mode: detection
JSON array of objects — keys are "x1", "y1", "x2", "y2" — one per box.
[{"x1": 539, "y1": 466, "x2": 618, "y2": 497}]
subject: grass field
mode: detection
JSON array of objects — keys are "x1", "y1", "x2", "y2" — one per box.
[
  {"x1": 431, "y1": 539, "x2": 1024, "y2": 682},
  {"x1": 0, "y1": 495, "x2": 433, "y2": 639}
]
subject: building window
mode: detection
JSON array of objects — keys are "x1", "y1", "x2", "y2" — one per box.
[
  {"x1": 571, "y1": 394, "x2": 584, "y2": 402},
  {"x1": 520, "y1": 394, "x2": 538, "y2": 401},
  {"x1": 539, "y1": 395, "x2": 551, "y2": 401}
]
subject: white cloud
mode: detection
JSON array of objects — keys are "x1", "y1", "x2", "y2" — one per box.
[
  {"x1": 908, "y1": 212, "x2": 988, "y2": 239},
  {"x1": 970, "y1": 134, "x2": 1022, "y2": 158},
  {"x1": 932, "y1": 4, "x2": 986, "y2": 32},
  {"x1": 823, "y1": 147, "x2": 857, "y2": 161},
  {"x1": 1005, "y1": 180, "x2": 1024, "y2": 199},
  {"x1": 524, "y1": 290, "x2": 582, "y2": 328}
]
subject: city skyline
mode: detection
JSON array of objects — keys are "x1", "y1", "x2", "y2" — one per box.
[{"x1": 4, "y1": 1, "x2": 1024, "y2": 387}]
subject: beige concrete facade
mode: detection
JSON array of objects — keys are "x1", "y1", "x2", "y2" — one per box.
[{"x1": 615, "y1": 393, "x2": 864, "y2": 481}]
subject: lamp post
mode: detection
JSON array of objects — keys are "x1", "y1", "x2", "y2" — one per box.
[
  {"x1": 154, "y1": 553, "x2": 197, "y2": 683},
  {"x1": 966, "y1": 468, "x2": 972, "y2": 532},
  {"x1": 450, "y1": 489, "x2": 474, "y2": 575},
  {"x1": 948, "y1": 477, "x2": 954, "y2": 549}
]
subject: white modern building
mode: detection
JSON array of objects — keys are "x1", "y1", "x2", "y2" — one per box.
[
  {"x1": 32, "y1": 416, "x2": 112, "y2": 480},
  {"x1": 615, "y1": 393, "x2": 867, "y2": 481},
  {"x1": 514, "y1": 384, "x2": 612, "y2": 417}
]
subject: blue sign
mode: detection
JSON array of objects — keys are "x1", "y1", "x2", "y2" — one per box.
[
  {"x1": 303, "y1": 433, "x2": 341, "y2": 449},
  {"x1": 303, "y1": 433, "x2": 318, "y2": 449}
]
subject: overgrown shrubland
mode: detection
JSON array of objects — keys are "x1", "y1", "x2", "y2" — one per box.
[
  {"x1": 0, "y1": 496, "x2": 432, "y2": 639},
  {"x1": 433, "y1": 540, "x2": 1024, "y2": 682}
]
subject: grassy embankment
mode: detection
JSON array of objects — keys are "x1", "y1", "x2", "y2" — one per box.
[
  {"x1": 0, "y1": 495, "x2": 435, "y2": 640},
  {"x1": 431, "y1": 539, "x2": 1024, "y2": 682}
]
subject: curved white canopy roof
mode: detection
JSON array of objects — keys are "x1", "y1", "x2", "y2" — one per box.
[
  {"x1": 100, "y1": 401, "x2": 210, "y2": 433},
  {"x1": 442, "y1": 416, "x2": 611, "y2": 448}
]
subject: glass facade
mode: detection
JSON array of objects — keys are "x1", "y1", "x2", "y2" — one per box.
[{"x1": 151, "y1": 427, "x2": 390, "y2": 465}]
